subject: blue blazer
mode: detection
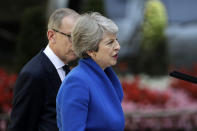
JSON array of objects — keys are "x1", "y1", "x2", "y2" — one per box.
[{"x1": 56, "y1": 58, "x2": 125, "y2": 131}]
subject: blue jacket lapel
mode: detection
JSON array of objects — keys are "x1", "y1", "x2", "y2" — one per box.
[{"x1": 80, "y1": 58, "x2": 123, "y2": 102}]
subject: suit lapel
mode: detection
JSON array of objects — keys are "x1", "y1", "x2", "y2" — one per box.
[{"x1": 39, "y1": 51, "x2": 62, "y2": 95}]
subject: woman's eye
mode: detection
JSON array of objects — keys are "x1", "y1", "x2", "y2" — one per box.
[{"x1": 107, "y1": 40, "x2": 113, "y2": 45}]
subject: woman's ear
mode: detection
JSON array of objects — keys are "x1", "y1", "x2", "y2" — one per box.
[{"x1": 86, "y1": 50, "x2": 95, "y2": 58}]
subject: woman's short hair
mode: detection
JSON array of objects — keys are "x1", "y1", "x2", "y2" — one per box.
[
  {"x1": 48, "y1": 8, "x2": 79, "y2": 30},
  {"x1": 72, "y1": 12, "x2": 118, "y2": 58}
]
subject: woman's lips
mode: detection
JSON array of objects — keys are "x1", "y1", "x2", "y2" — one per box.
[{"x1": 113, "y1": 54, "x2": 118, "y2": 59}]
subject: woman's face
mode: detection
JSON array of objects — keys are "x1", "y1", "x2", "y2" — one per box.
[{"x1": 90, "y1": 33, "x2": 120, "y2": 70}]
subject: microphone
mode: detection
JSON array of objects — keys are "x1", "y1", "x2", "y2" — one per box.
[{"x1": 169, "y1": 71, "x2": 197, "y2": 84}]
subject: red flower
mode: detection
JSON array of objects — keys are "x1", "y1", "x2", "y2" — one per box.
[
  {"x1": 0, "y1": 68, "x2": 17, "y2": 113},
  {"x1": 122, "y1": 76, "x2": 170, "y2": 105}
]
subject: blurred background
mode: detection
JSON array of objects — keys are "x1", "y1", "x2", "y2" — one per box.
[{"x1": 1, "y1": 0, "x2": 197, "y2": 130}]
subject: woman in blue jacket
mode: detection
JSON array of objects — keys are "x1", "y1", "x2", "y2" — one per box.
[{"x1": 56, "y1": 12, "x2": 125, "y2": 131}]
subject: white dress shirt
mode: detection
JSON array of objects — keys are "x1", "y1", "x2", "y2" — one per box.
[{"x1": 43, "y1": 45, "x2": 66, "y2": 82}]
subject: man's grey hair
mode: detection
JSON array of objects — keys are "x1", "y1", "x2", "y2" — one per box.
[
  {"x1": 48, "y1": 8, "x2": 79, "y2": 30},
  {"x1": 72, "y1": 12, "x2": 118, "y2": 58}
]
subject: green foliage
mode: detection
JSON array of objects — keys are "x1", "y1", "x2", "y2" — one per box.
[
  {"x1": 138, "y1": 0, "x2": 168, "y2": 76},
  {"x1": 142, "y1": 0, "x2": 167, "y2": 52},
  {"x1": 80, "y1": 0, "x2": 106, "y2": 16},
  {"x1": 15, "y1": 6, "x2": 47, "y2": 72},
  {"x1": 0, "y1": 0, "x2": 46, "y2": 22}
]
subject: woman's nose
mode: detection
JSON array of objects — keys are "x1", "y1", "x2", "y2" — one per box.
[{"x1": 114, "y1": 40, "x2": 120, "y2": 50}]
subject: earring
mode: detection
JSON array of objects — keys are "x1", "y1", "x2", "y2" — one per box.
[{"x1": 93, "y1": 53, "x2": 96, "y2": 57}]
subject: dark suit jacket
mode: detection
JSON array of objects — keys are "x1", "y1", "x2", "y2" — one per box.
[{"x1": 8, "y1": 50, "x2": 61, "y2": 131}]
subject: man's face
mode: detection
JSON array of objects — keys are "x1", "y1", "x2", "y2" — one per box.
[{"x1": 49, "y1": 16, "x2": 77, "y2": 64}]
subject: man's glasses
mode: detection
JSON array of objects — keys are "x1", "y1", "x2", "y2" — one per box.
[{"x1": 52, "y1": 28, "x2": 72, "y2": 42}]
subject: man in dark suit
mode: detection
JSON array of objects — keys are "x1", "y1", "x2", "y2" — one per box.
[{"x1": 7, "y1": 8, "x2": 79, "y2": 131}]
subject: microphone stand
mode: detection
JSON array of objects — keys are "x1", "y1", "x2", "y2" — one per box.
[{"x1": 169, "y1": 71, "x2": 197, "y2": 84}]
